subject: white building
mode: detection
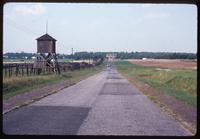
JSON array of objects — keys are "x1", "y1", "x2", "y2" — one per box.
[{"x1": 106, "y1": 53, "x2": 117, "y2": 61}]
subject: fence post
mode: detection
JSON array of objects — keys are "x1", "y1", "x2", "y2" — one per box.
[
  {"x1": 30, "y1": 64, "x2": 33, "y2": 74},
  {"x1": 26, "y1": 64, "x2": 29, "y2": 76},
  {"x1": 10, "y1": 65, "x2": 13, "y2": 76},
  {"x1": 22, "y1": 64, "x2": 24, "y2": 76},
  {"x1": 8, "y1": 64, "x2": 11, "y2": 77},
  {"x1": 16, "y1": 64, "x2": 18, "y2": 76},
  {"x1": 5, "y1": 66, "x2": 7, "y2": 77}
]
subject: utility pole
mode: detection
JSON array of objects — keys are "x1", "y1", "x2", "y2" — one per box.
[
  {"x1": 46, "y1": 20, "x2": 48, "y2": 34},
  {"x1": 88, "y1": 52, "x2": 90, "y2": 64},
  {"x1": 71, "y1": 48, "x2": 73, "y2": 62}
]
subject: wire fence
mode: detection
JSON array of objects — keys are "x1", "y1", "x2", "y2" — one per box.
[{"x1": 3, "y1": 62, "x2": 96, "y2": 78}]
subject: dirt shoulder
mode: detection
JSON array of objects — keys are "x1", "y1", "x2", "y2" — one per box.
[
  {"x1": 3, "y1": 73, "x2": 97, "y2": 114},
  {"x1": 122, "y1": 74, "x2": 196, "y2": 135}
]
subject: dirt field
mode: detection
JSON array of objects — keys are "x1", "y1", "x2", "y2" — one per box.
[{"x1": 128, "y1": 59, "x2": 197, "y2": 70}]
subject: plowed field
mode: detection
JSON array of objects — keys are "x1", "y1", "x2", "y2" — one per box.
[{"x1": 128, "y1": 59, "x2": 196, "y2": 69}]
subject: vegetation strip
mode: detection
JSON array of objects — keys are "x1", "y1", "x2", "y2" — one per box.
[
  {"x1": 115, "y1": 60, "x2": 196, "y2": 106},
  {"x1": 3, "y1": 51, "x2": 197, "y2": 61},
  {"x1": 3, "y1": 64, "x2": 104, "y2": 114},
  {"x1": 3, "y1": 81, "x2": 73, "y2": 114},
  {"x1": 125, "y1": 75, "x2": 195, "y2": 134},
  {"x1": 114, "y1": 60, "x2": 196, "y2": 135}
]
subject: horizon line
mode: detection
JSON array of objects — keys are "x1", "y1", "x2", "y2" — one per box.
[{"x1": 3, "y1": 51, "x2": 197, "y2": 54}]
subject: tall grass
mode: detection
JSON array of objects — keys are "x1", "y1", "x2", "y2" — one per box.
[
  {"x1": 115, "y1": 60, "x2": 197, "y2": 106},
  {"x1": 3, "y1": 64, "x2": 104, "y2": 100}
]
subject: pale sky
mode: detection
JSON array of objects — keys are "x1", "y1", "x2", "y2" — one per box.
[{"x1": 3, "y1": 3, "x2": 197, "y2": 54}]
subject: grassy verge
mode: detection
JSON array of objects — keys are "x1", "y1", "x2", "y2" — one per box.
[
  {"x1": 3, "y1": 64, "x2": 104, "y2": 100},
  {"x1": 114, "y1": 60, "x2": 197, "y2": 107}
]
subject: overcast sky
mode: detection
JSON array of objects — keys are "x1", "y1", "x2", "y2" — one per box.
[{"x1": 3, "y1": 3, "x2": 197, "y2": 54}]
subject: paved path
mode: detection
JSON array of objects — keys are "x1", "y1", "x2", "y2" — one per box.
[{"x1": 3, "y1": 65, "x2": 191, "y2": 135}]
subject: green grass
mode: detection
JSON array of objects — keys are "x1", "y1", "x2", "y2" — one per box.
[
  {"x1": 3, "y1": 64, "x2": 104, "y2": 100},
  {"x1": 114, "y1": 60, "x2": 197, "y2": 106}
]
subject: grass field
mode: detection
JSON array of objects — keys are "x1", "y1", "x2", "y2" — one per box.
[
  {"x1": 128, "y1": 59, "x2": 196, "y2": 70},
  {"x1": 3, "y1": 63, "x2": 104, "y2": 100},
  {"x1": 115, "y1": 60, "x2": 197, "y2": 106}
]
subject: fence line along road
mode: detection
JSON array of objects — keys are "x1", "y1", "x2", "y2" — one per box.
[{"x1": 3, "y1": 61, "x2": 100, "y2": 78}]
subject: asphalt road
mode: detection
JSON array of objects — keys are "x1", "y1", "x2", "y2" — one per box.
[{"x1": 3, "y1": 64, "x2": 191, "y2": 135}]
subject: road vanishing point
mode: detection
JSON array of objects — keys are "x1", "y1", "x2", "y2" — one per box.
[{"x1": 3, "y1": 63, "x2": 191, "y2": 135}]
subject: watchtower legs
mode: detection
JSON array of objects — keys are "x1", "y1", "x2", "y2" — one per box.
[{"x1": 34, "y1": 53, "x2": 60, "y2": 74}]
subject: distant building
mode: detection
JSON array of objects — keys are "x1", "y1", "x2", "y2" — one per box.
[{"x1": 106, "y1": 53, "x2": 117, "y2": 61}]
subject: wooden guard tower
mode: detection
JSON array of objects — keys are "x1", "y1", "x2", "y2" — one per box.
[{"x1": 34, "y1": 33, "x2": 60, "y2": 74}]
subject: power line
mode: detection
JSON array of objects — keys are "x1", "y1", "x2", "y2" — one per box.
[{"x1": 4, "y1": 17, "x2": 38, "y2": 37}]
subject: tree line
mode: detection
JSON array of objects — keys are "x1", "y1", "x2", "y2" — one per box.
[
  {"x1": 3, "y1": 51, "x2": 197, "y2": 60},
  {"x1": 115, "y1": 52, "x2": 197, "y2": 59}
]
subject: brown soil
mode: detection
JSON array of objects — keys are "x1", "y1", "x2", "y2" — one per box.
[
  {"x1": 124, "y1": 74, "x2": 197, "y2": 135},
  {"x1": 128, "y1": 59, "x2": 197, "y2": 69}
]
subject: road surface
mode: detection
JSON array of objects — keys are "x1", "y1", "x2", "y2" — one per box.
[{"x1": 3, "y1": 64, "x2": 191, "y2": 135}]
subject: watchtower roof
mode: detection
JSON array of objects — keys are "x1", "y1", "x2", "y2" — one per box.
[{"x1": 36, "y1": 34, "x2": 56, "y2": 41}]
